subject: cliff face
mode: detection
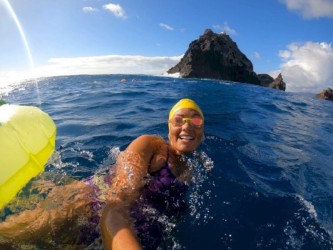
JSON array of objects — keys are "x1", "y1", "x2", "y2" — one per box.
[{"x1": 168, "y1": 29, "x2": 260, "y2": 85}]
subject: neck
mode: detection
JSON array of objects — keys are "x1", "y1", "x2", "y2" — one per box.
[{"x1": 167, "y1": 145, "x2": 190, "y2": 177}]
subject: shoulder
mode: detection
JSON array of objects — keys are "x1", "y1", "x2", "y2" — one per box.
[
  {"x1": 135, "y1": 134, "x2": 165, "y2": 143},
  {"x1": 126, "y1": 135, "x2": 165, "y2": 151},
  {"x1": 124, "y1": 135, "x2": 166, "y2": 165}
]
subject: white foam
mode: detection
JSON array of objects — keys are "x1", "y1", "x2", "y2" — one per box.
[
  {"x1": 162, "y1": 72, "x2": 181, "y2": 78},
  {"x1": 297, "y1": 194, "x2": 318, "y2": 219}
]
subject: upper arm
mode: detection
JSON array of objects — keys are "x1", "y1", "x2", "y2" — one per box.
[
  {"x1": 108, "y1": 135, "x2": 158, "y2": 204},
  {"x1": 125, "y1": 135, "x2": 156, "y2": 163}
]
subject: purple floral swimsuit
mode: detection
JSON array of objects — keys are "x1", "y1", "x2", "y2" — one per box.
[{"x1": 130, "y1": 158, "x2": 189, "y2": 249}]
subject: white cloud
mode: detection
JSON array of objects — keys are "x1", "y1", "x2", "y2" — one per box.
[
  {"x1": 254, "y1": 51, "x2": 261, "y2": 60},
  {"x1": 44, "y1": 55, "x2": 181, "y2": 75},
  {"x1": 0, "y1": 55, "x2": 182, "y2": 90},
  {"x1": 212, "y1": 22, "x2": 237, "y2": 35},
  {"x1": 82, "y1": 6, "x2": 99, "y2": 12},
  {"x1": 160, "y1": 23, "x2": 174, "y2": 31},
  {"x1": 103, "y1": 3, "x2": 127, "y2": 19},
  {"x1": 279, "y1": 41, "x2": 333, "y2": 92},
  {"x1": 279, "y1": 0, "x2": 333, "y2": 18}
]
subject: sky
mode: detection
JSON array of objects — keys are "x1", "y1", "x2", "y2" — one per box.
[{"x1": 0, "y1": 0, "x2": 332, "y2": 93}]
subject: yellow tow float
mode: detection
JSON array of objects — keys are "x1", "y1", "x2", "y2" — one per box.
[{"x1": 0, "y1": 103, "x2": 56, "y2": 209}]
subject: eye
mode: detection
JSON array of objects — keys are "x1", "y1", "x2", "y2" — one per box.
[
  {"x1": 173, "y1": 116, "x2": 184, "y2": 125},
  {"x1": 192, "y1": 116, "x2": 203, "y2": 126}
]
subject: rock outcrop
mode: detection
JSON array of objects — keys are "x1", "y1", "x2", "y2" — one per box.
[
  {"x1": 260, "y1": 73, "x2": 286, "y2": 91},
  {"x1": 316, "y1": 88, "x2": 333, "y2": 102},
  {"x1": 168, "y1": 29, "x2": 260, "y2": 85},
  {"x1": 257, "y1": 74, "x2": 274, "y2": 85}
]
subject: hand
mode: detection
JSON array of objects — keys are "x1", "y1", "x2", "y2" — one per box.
[{"x1": 101, "y1": 202, "x2": 142, "y2": 250}]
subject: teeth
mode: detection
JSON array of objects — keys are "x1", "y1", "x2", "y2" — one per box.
[{"x1": 180, "y1": 135, "x2": 193, "y2": 140}]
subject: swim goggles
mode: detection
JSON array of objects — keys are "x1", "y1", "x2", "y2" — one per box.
[{"x1": 169, "y1": 115, "x2": 204, "y2": 128}]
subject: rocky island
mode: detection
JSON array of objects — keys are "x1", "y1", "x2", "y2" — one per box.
[
  {"x1": 316, "y1": 88, "x2": 333, "y2": 102},
  {"x1": 168, "y1": 29, "x2": 286, "y2": 91}
]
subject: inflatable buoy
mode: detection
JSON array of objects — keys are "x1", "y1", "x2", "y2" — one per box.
[{"x1": 0, "y1": 104, "x2": 56, "y2": 209}]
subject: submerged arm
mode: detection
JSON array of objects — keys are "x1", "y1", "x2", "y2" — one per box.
[{"x1": 0, "y1": 181, "x2": 93, "y2": 244}]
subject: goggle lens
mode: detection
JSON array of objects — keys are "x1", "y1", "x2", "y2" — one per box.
[
  {"x1": 192, "y1": 116, "x2": 203, "y2": 126},
  {"x1": 172, "y1": 116, "x2": 203, "y2": 127}
]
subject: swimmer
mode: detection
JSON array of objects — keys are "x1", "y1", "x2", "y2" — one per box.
[
  {"x1": 101, "y1": 98, "x2": 204, "y2": 250},
  {"x1": 0, "y1": 98, "x2": 205, "y2": 249}
]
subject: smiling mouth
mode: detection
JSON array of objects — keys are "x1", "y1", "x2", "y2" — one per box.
[{"x1": 179, "y1": 135, "x2": 194, "y2": 141}]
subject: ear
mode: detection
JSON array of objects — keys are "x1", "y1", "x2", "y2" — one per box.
[{"x1": 201, "y1": 133, "x2": 205, "y2": 142}]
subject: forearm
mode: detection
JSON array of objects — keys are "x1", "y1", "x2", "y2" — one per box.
[
  {"x1": 0, "y1": 207, "x2": 45, "y2": 238},
  {"x1": 101, "y1": 203, "x2": 142, "y2": 250},
  {"x1": 0, "y1": 182, "x2": 93, "y2": 241},
  {"x1": 101, "y1": 136, "x2": 159, "y2": 250}
]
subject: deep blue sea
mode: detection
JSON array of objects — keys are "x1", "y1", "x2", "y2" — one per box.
[{"x1": 1, "y1": 74, "x2": 333, "y2": 249}]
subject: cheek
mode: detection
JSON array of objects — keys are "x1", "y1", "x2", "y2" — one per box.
[
  {"x1": 169, "y1": 127, "x2": 179, "y2": 138},
  {"x1": 197, "y1": 130, "x2": 204, "y2": 139},
  {"x1": 194, "y1": 130, "x2": 204, "y2": 143}
]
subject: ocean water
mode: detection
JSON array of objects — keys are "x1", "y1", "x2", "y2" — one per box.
[{"x1": 1, "y1": 74, "x2": 333, "y2": 249}]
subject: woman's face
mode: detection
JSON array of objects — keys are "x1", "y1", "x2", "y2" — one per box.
[{"x1": 168, "y1": 108, "x2": 204, "y2": 155}]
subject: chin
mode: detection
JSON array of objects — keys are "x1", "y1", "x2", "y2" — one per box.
[
  {"x1": 170, "y1": 138, "x2": 200, "y2": 154},
  {"x1": 176, "y1": 144, "x2": 197, "y2": 154}
]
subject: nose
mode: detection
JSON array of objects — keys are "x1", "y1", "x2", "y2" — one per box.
[{"x1": 181, "y1": 120, "x2": 193, "y2": 131}]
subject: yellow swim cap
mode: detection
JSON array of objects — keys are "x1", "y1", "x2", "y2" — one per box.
[{"x1": 169, "y1": 98, "x2": 204, "y2": 121}]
